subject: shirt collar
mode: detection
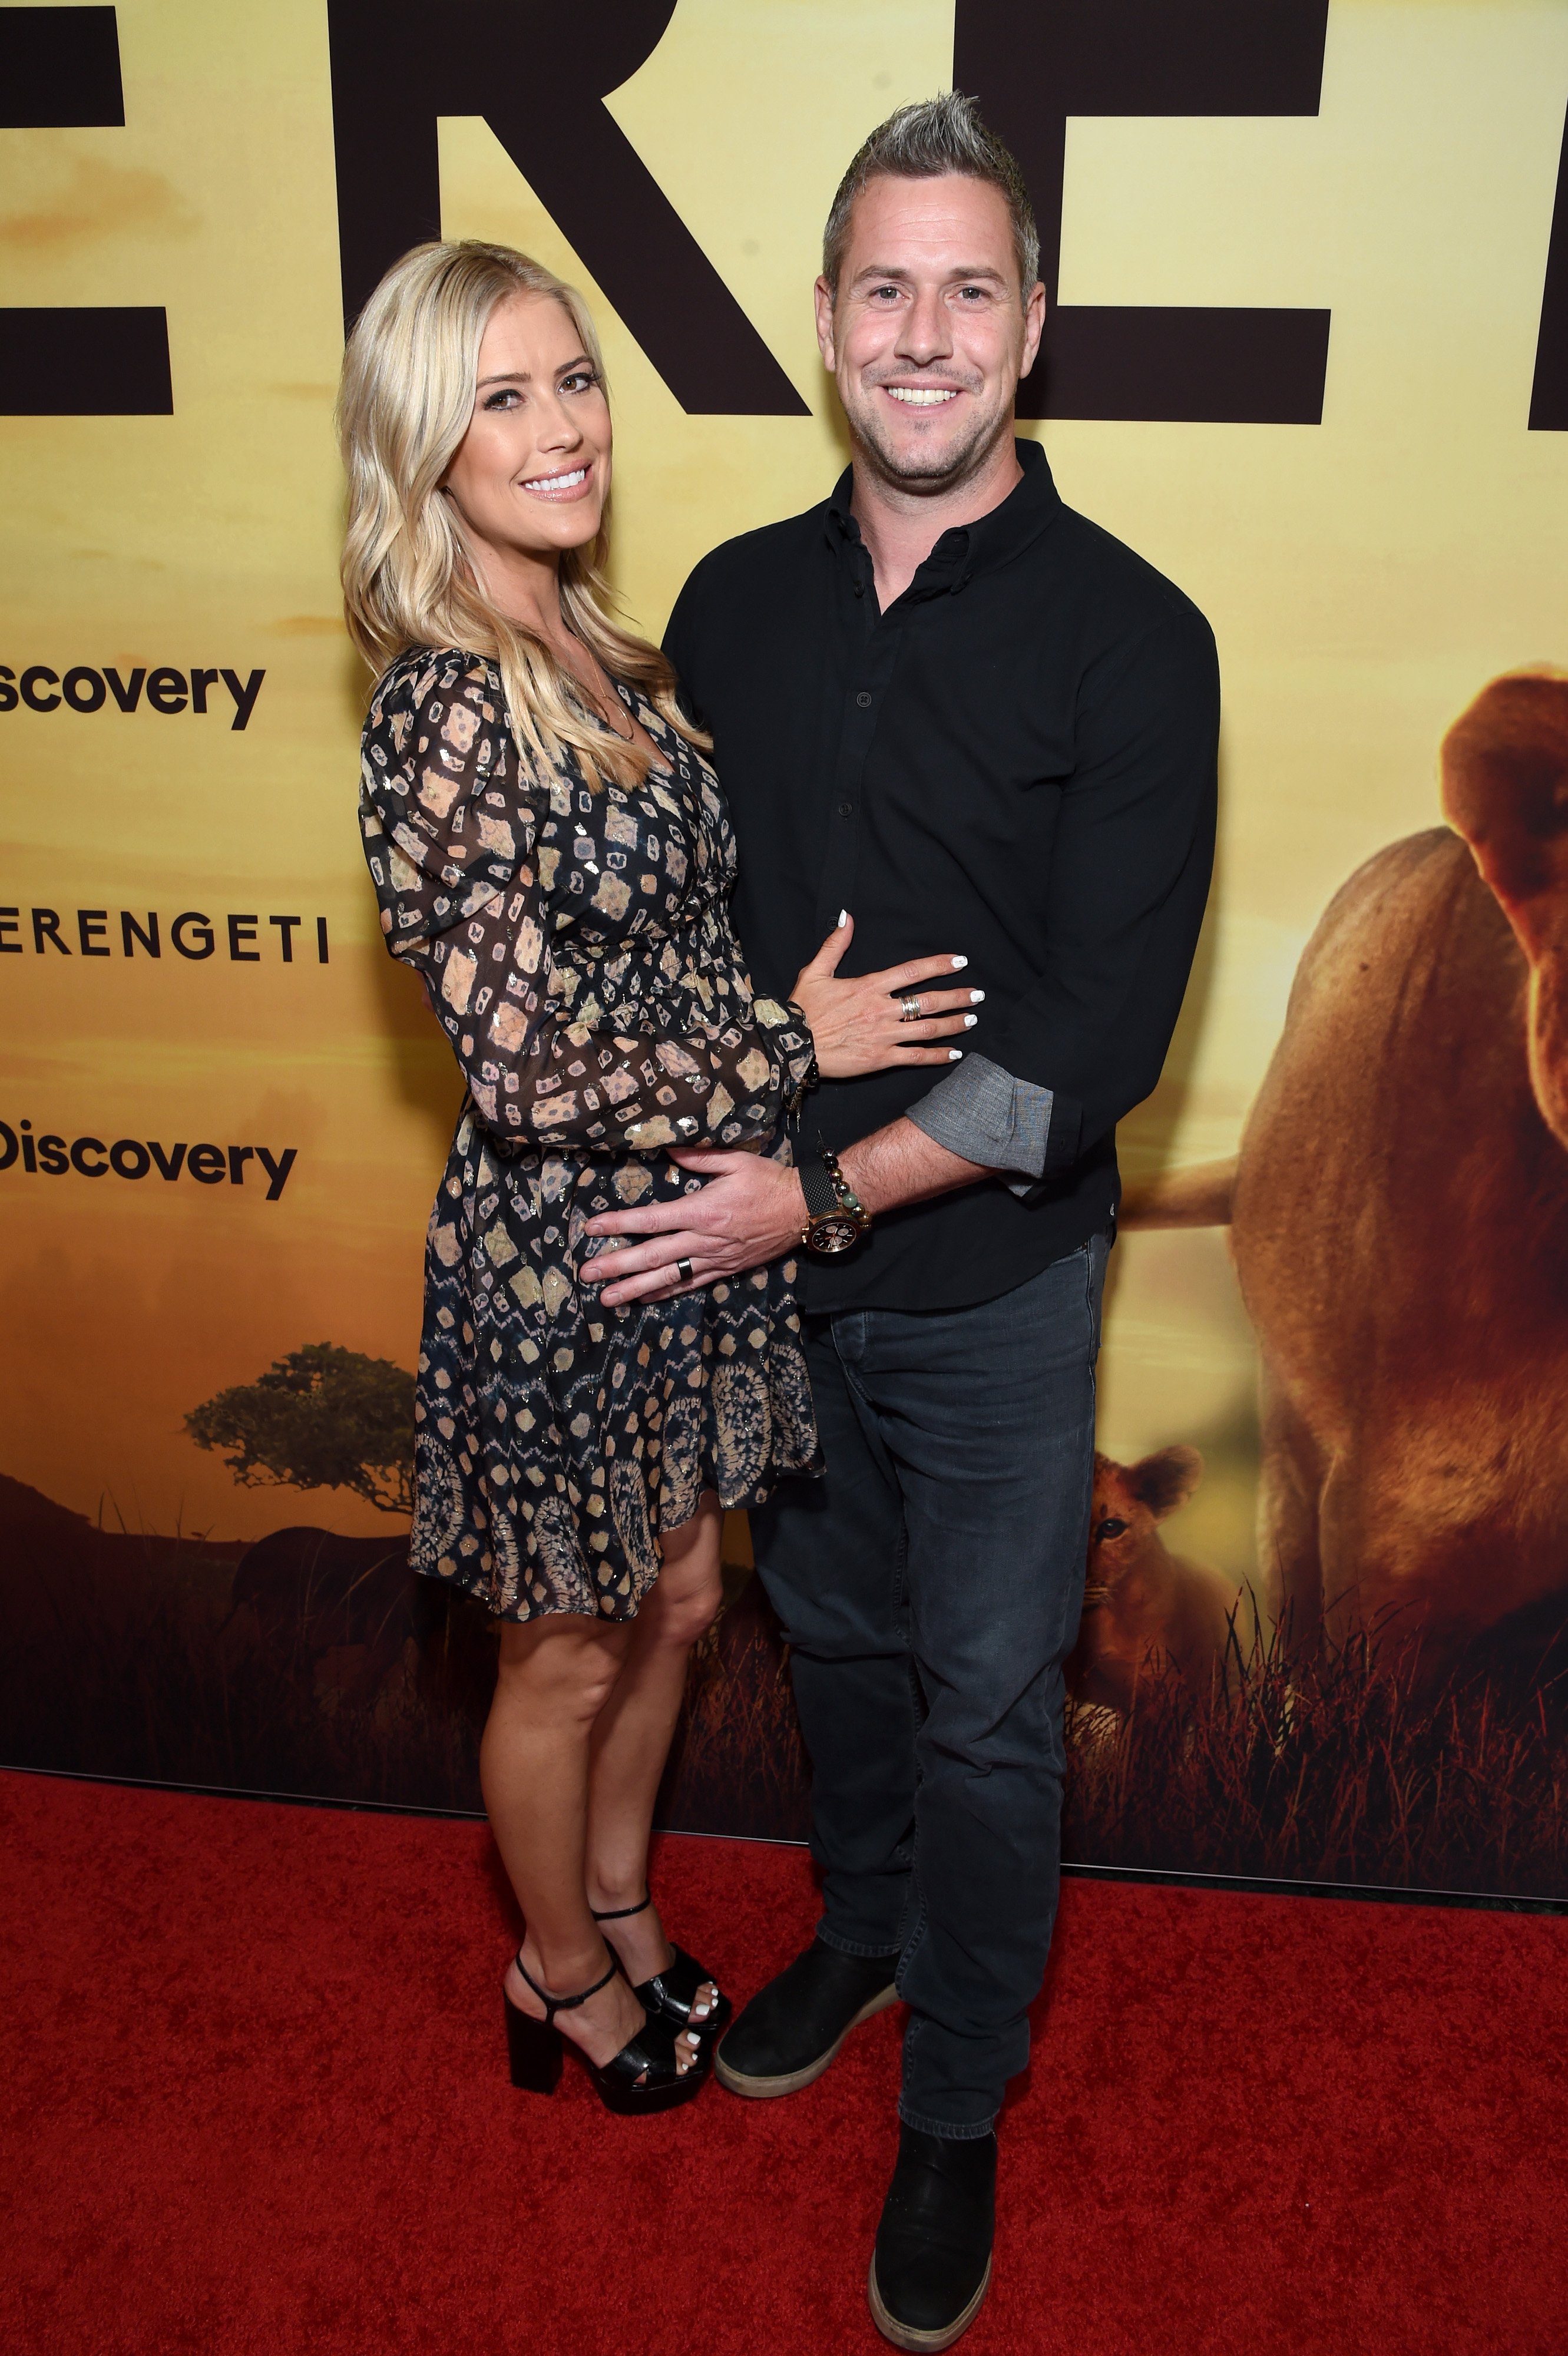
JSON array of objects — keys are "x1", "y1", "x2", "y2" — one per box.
[{"x1": 825, "y1": 437, "x2": 1061, "y2": 599}]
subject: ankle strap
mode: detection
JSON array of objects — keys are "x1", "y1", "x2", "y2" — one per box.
[
  {"x1": 590, "y1": 1891, "x2": 652, "y2": 1923},
  {"x1": 514, "y1": 1947, "x2": 618, "y2": 2021}
]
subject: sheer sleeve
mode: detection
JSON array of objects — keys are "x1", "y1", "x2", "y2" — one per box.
[{"x1": 359, "y1": 650, "x2": 812, "y2": 1151}]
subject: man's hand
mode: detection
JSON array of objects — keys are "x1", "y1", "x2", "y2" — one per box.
[
  {"x1": 580, "y1": 1119, "x2": 999, "y2": 1310},
  {"x1": 580, "y1": 1148, "x2": 806, "y2": 1308}
]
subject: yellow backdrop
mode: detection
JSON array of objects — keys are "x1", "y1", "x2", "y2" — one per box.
[{"x1": 2, "y1": 0, "x2": 1566, "y2": 1570}]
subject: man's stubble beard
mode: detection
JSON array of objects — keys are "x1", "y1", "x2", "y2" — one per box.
[{"x1": 841, "y1": 379, "x2": 1018, "y2": 501}]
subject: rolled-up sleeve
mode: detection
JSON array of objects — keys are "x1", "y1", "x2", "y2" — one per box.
[{"x1": 904, "y1": 1054, "x2": 1054, "y2": 1198}]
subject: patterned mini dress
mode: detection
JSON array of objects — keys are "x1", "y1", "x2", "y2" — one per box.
[{"x1": 358, "y1": 647, "x2": 822, "y2": 1623}]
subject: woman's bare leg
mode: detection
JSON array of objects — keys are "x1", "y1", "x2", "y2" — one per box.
[
  {"x1": 481, "y1": 1610, "x2": 697, "y2": 2072},
  {"x1": 585, "y1": 1492, "x2": 725, "y2": 2013}
]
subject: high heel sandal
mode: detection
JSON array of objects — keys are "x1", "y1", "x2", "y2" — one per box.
[
  {"x1": 592, "y1": 1893, "x2": 733, "y2": 2044},
  {"x1": 504, "y1": 1945, "x2": 706, "y2": 2116}
]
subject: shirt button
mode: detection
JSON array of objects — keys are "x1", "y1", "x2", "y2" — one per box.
[
  {"x1": 838, "y1": 801, "x2": 854, "y2": 817},
  {"x1": 855, "y1": 691, "x2": 872, "y2": 708}
]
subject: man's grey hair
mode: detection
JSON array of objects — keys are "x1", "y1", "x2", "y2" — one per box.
[{"x1": 821, "y1": 92, "x2": 1040, "y2": 303}]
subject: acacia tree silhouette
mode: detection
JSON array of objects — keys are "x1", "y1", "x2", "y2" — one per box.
[{"x1": 186, "y1": 1344, "x2": 415, "y2": 1517}]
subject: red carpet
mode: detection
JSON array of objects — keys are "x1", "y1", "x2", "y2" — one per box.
[{"x1": 2, "y1": 1772, "x2": 1564, "y2": 2356}]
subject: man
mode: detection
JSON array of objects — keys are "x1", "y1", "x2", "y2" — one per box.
[{"x1": 584, "y1": 94, "x2": 1218, "y2": 2352}]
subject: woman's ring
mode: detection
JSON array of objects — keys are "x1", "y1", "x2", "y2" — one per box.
[
  {"x1": 899, "y1": 994, "x2": 922, "y2": 1023},
  {"x1": 676, "y1": 1258, "x2": 694, "y2": 1283}
]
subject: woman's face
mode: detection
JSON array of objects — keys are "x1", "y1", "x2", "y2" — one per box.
[{"x1": 441, "y1": 291, "x2": 611, "y2": 572}]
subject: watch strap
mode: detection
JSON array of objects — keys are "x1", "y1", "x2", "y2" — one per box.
[
  {"x1": 798, "y1": 1150, "x2": 839, "y2": 1222},
  {"x1": 818, "y1": 1147, "x2": 866, "y2": 1222}
]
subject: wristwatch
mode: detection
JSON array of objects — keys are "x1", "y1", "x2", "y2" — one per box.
[{"x1": 799, "y1": 1146, "x2": 872, "y2": 1258}]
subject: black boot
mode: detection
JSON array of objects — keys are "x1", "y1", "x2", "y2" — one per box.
[
  {"x1": 868, "y1": 2126, "x2": 997, "y2": 2352},
  {"x1": 714, "y1": 1936, "x2": 901, "y2": 2098}
]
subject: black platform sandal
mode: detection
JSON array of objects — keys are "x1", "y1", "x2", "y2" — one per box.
[
  {"x1": 592, "y1": 1893, "x2": 733, "y2": 2044},
  {"x1": 503, "y1": 1945, "x2": 706, "y2": 2116}
]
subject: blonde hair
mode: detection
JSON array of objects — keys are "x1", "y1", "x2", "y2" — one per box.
[{"x1": 338, "y1": 240, "x2": 703, "y2": 790}]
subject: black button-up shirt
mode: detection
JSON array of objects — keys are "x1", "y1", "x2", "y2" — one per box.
[{"x1": 664, "y1": 440, "x2": 1219, "y2": 1314}]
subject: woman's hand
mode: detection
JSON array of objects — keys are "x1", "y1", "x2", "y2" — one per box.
[{"x1": 790, "y1": 912, "x2": 981, "y2": 1078}]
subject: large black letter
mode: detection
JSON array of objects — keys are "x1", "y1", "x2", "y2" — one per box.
[
  {"x1": 327, "y1": 0, "x2": 806, "y2": 416},
  {"x1": 955, "y1": 0, "x2": 1332, "y2": 422},
  {"x1": 0, "y1": 9, "x2": 173, "y2": 415},
  {"x1": 1530, "y1": 100, "x2": 1568, "y2": 430},
  {"x1": 0, "y1": 4, "x2": 121, "y2": 124}
]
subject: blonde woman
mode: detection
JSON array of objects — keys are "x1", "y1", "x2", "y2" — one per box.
[{"x1": 338, "y1": 242, "x2": 972, "y2": 2116}]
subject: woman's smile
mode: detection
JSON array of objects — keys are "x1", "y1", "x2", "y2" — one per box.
[{"x1": 518, "y1": 461, "x2": 594, "y2": 501}]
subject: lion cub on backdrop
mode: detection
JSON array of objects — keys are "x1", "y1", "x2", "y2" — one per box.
[{"x1": 1069, "y1": 1448, "x2": 1243, "y2": 1719}]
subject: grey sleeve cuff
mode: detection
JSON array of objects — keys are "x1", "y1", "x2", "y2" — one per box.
[{"x1": 904, "y1": 1054, "x2": 1054, "y2": 1197}]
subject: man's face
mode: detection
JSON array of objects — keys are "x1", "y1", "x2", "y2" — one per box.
[{"x1": 815, "y1": 173, "x2": 1044, "y2": 495}]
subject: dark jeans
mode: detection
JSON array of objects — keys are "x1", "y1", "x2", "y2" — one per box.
[{"x1": 750, "y1": 1236, "x2": 1108, "y2": 2138}]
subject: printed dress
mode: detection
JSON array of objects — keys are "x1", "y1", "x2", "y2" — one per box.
[{"x1": 359, "y1": 647, "x2": 821, "y2": 1623}]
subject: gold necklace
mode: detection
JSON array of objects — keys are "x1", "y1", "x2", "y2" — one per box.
[
  {"x1": 588, "y1": 679, "x2": 631, "y2": 744},
  {"x1": 558, "y1": 641, "x2": 630, "y2": 743}
]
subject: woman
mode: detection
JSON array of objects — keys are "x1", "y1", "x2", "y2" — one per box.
[{"x1": 338, "y1": 241, "x2": 974, "y2": 2115}]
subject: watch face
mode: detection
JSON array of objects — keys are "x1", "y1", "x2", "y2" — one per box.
[{"x1": 808, "y1": 1214, "x2": 863, "y2": 1256}]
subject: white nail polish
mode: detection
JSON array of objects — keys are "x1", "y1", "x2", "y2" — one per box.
[
  {"x1": 951, "y1": 956, "x2": 968, "y2": 969},
  {"x1": 964, "y1": 1013, "x2": 978, "y2": 1027},
  {"x1": 838, "y1": 909, "x2": 849, "y2": 926},
  {"x1": 970, "y1": 990, "x2": 985, "y2": 1004},
  {"x1": 949, "y1": 1048, "x2": 964, "y2": 1060}
]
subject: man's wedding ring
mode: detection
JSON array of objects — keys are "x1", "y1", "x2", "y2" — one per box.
[
  {"x1": 899, "y1": 994, "x2": 922, "y2": 1023},
  {"x1": 676, "y1": 1258, "x2": 694, "y2": 1283}
]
